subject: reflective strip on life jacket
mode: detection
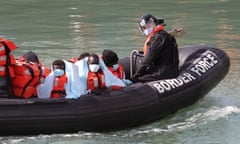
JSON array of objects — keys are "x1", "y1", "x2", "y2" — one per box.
[
  {"x1": 51, "y1": 74, "x2": 68, "y2": 98},
  {"x1": 0, "y1": 54, "x2": 16, "y2": 65},
  {"x1": 0, "y1": 45, "x2": 5, "y2": 55},
  {"x1": 0, "y1": 66, "x2": 15, "y2": 77}
]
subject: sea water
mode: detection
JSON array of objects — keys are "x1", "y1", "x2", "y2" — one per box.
[{"x1": 0, "y1": 0, "x2": 240, "y2": 143}]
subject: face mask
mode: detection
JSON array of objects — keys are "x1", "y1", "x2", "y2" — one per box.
[
  {"x1": 53, "y1": 69, "x2": 65, "y2": 77},
  {"x1": 89, "y1": 64, "x2": 100, "y2": 73},
  {"x1": 143, "y1": 27, "x2": 154, "y2": 36},
  {"x1": 112, "y1": 64, "x2": 119, "y2": 70}
]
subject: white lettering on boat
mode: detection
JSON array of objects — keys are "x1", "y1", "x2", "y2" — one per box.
[
  {"x1": 151, "y1": 72, "x2": 196, "y2": 94},
  {"x1": 190, "y1": 53, "x2": 218, "y2": 76},
  {"x1": 149, "y1": 51, "x2": 219, "y2": 94}
]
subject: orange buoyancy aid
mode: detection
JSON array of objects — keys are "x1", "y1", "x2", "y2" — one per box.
[
  {"x1": 0, "y1": 38, "x2": 17, "y2": 55},
  {"x1": 87, "y1": 71, "x2": 106, "y2": 91},
  {"x1": 0, "y1": 38, "x2": 17, "y2": 96},
  {"x1": 51, "y1": 74, "x2": 68, "y2": 98},
  {"x1": 0, "y1": 38, "x2": 17, "y2": 77},
  {"x1": 143, "y1": 25, "x2": 164, "y2": 55},
  {"x1": 108, "y1": 64, "x2": 125, "y2": 90},
  {"x1": 11, "y1": 60, "x2": 41, "y2": 98},
  {"x1": 40, "y1": 65, "x2": 51, "y2": 82},
  {"x1": 0, "y1": 54, "x2": 16, "y2": 77},
  {"x1": 108, "y1": 64, "x2": 125, "y2": 80}
]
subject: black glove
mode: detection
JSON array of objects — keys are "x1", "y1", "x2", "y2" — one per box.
[{"x1": 129, "y1": 76, "x2": 139, "y2": 83}]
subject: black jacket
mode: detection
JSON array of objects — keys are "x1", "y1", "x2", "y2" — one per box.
[{"x1": 131, "y1": 30, "x2": 179, "y2": 82}]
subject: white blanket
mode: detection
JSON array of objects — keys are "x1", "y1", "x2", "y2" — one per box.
[
  {"x1": 37, "y1": 60, "x2": 87, "y2": 99},
  {"x1": 37, "y1": 58, "x2": 126, "y2": 99},
  {"x1": 75, "y1": 57, "x2": 126, "y2": 88}
]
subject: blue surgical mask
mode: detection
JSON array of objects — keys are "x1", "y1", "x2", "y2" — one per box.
[
  {"x1": 143, "y1": 27, "x2": 154, "y2": 36},
  {"x1": 112, "y1": 64, "x2": 119, "y2": 70},
  {"x1": 53, "y1": 69, "x2": 65, "y2": 77}
]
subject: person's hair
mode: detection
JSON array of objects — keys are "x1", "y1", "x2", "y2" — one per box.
[
  {"x1": 78, "y1": 52, "x2": 90, "y2": 60},
  {"x1": 87, "y1": 53, "x2": 99, "y2": 65},
  {"x1": 52, "y1": 60, "x2": 65, "y2": 70},
  {"x1": 102, "y1": 49, "x2": 119, "y2": 67},
  {"x1": 23, "y1": 51, "x2": 40, "y2": 64},
  {"x1": 139, "y1": 14, "x2": 165, "y2": 26}
]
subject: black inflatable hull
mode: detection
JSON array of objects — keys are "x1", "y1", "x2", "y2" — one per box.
[{"x1": 0, "y1": 45, "x2": 230, "y2": 135}]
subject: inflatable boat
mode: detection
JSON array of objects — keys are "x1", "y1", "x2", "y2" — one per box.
[{"x1": 0, "y1": 45, "x2": 230, "y2": 135}]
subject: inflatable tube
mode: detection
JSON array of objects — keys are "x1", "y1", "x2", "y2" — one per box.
[{"x1": 0, "y1": 45, "x2": 230, "y2": 135}]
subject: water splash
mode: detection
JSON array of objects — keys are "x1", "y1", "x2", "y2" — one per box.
[
  {"x1": 127, "y1": 106, "x2": 240, "y2": 136},
  {"x1": 1, "y1": 106, "x2": 240, "y2": 144}
]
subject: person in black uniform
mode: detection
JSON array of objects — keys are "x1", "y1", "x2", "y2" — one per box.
[{"x1": 130, "y1": 14, "x2": 179, "y2": 82}]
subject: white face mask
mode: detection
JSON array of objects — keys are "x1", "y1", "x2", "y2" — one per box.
[
  {"x1": 112, "y1": 64, "x2": 119, "y2": 70},
  {"x1": 143, "y1": 27, "x2": 154, "y2": 36},
  {"x1": 89, "y1": 64, "x2": 100, "y2": 73},
  {"x1": 53, "y1": 69, "x2": 65, "y2": 77}
]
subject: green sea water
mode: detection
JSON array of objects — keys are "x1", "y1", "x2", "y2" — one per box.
[{"x1": 0, "y1": 0, "x2": 240, "y2": 143}]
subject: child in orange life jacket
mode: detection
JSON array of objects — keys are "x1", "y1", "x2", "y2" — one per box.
[
  {"x1": 86, "y1": 53, "x2": 111, "y2": 95},
  {"x1": 102, "y1": 49, "x2": 132, "y2": 87},
  {"x1": 51, "y1": 60, "x2": 68, "y2": 98}
]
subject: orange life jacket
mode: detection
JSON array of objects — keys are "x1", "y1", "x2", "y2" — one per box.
[
  {"x1": 143, "y1": 25, "x2": 164, "y2": 55},
  {"x1": 0, "y1": 38, "x2": 17, "y2": 77},
  {"x1": 0, "y1": 54, "x2": 15, "y2": 77},
  {"x1": 87, "y1": 71, "x2": 106, "y2": 91},
  {"x1": 0, "y1": 38, "x2": 17, "y2": 96},
  {"x1": 107, "y1": 64, "x2": 125, "y2": 90},
  {"x1": 108, "y1": 64, "x2": 125, "y2": 80},
  {"x1": 51, "y1": 74, "x2": 68, "y2": 98},
  {"x1": 0, "y1": 38, "x2": 17, "y2": 55},
  {"x1": 0, "y1": 65, "x2": 15, "y2": 77},
  {"x1": 40, "y1": 64, "x2": 51, "y2": 82},
  {"x1": 11, "y1": 60, "x2": 41, "y2": 98}
]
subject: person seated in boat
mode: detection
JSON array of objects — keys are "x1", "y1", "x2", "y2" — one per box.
[
  {"x1": 85, "y1": 53, "x2": 126, "y2": 95},
  {"x1": 18, "y1": 51, "x2": 51, "y2": 81},
  {"x1": 37, "y1": 59, "x2": 87, "y2": 99},
  {"x1": 130, "y1": 14, "x2": 179, "y2": 82},
  {"x1": 74, "y1": 53, "x2": 126, "y2": 95},
  {"x1": 86, "y1": 53, "x2": 111, "y2": 95},
  {"x1": 101, "y1": 49, "x2": 132, "y2": 86},
  {"x1": 11, "y1": 51, "x2": 49, "y2": 98},
  {"x1": 50, "y1": 60, "x2": 68, "y2": 98}
]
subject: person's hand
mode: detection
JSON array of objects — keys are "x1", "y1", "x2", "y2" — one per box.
[
  {"x1": 168, "y1": 27, "x2": 185, "y2": 37},
  {"x1": 123, "y1": 79, "x2": 132, "y2": 85}
]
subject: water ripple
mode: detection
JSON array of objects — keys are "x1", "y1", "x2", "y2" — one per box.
[{"x1": 129, "y1": 106, "x2": 240, "y2": 136}]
